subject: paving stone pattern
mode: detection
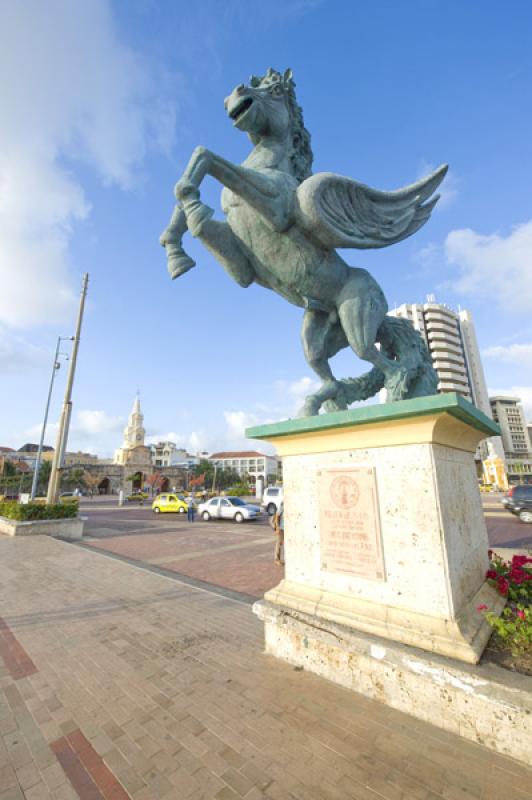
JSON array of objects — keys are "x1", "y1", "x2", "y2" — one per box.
[
  {"x1": 83, "y1": 509, "x2": 282, "y2": 597},
  {"x1": 1, "y1": 535, "x2": 531, "y2": 800}
]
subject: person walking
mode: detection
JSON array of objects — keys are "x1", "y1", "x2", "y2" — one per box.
[
  {"x1": 270, "y1": 501, "x2": 284, "y2": 565},
  {"x1": 186, "y1": 493, "x2": 195, "y2": 522}
]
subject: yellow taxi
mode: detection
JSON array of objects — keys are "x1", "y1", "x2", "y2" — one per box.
[{"x1": 152, "y1": 493, "x2": 188, "y2": 514}]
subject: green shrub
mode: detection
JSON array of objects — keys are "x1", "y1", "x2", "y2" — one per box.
[
  {"x1": 227, "y1": 484, "x2": 250, "y2": 497},
  {"x1": 0, "y1": 501, "x2": 78, "y2": 521}
]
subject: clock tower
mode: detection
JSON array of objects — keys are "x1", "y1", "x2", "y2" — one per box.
[{"x1": 113, "y1": 394, "x2": 152, "y2": 468}]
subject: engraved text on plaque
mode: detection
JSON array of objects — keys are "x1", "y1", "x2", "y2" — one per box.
[{"x1": 319, "y1": 466, "x2": 385, "y2": 581}]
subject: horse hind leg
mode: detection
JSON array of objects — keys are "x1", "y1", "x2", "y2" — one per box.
[
  {"x1": 299, "y1": 309, "x2": 347, "y2": 416},
  {"x1": 338, "y1": 294, "x2": 409, "y2": 399}
]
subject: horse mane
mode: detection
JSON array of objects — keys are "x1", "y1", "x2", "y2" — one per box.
[
  {"x1": 251, "y1": 68, "x2": 314, "y2": 183},
  {"x1": 286, "y1": 83, "x2": 313, "y2": 183}
]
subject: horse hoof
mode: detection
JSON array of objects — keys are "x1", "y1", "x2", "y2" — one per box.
[
  {"x1": 166, "y1": 247, "x2": 196, "y2": 279},
  {"x1": 298, "y1": 399, "x2": 320, "y2": 417}
]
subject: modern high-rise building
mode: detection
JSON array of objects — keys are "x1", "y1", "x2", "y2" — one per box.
[
  {"x1": 387, "y1": 300, "x2": 499, "y2": 460},
  {"x1": 489, "y1": 396, "x2": 532, "y2": 481},
  {"x1": 388, "y1": 301, "x2": 491, "y2": 414}
]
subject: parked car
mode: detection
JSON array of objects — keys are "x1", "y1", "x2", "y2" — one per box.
[
  {"x1": 198, "y1": 496, "x2": 261, "y2": 523},
  {"x1": 502, "y1": 485, "x2": 532, "y2": 523},
  {"x1": 152, "y1": 494, "x2": 188, "y2": 514},
  {"x1": 261, "y1": 486, "x2": 283, "y2": 515},
  {"x1": 127, "y1": 491, "x2": 148, "y2": 503}
]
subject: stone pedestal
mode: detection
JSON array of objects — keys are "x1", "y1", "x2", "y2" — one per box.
[{"x1": 247, "y1": 393, "x2": 503, "y2": 665}]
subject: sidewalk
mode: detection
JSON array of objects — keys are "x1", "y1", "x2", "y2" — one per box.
[{"x1": 0, "y1": 536, "x2": 531, "y2": 800}]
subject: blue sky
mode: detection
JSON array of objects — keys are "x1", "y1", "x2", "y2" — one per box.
[{"x1": 1, "y1": 0, "x2": 532, "y2": 456}]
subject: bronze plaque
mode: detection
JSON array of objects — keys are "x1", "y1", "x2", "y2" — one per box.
[{"x1": 319, "y1": 466, "x2": 385, "y2": 581}]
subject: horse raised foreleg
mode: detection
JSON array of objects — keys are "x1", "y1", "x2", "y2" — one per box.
[
  {"x1": 175, "y1": 147, "x2": 292, "y2": 231},
  {"x1": 159, "y1": 205, "x2": 195, "y2": 279},
  {"x1": 193, "y1": 218, "x2": 255, "y2": 288}
]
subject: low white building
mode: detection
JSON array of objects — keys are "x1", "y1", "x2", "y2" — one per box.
[{"x1": 208, "y1": 450, "x2": 278, "y2": 489}]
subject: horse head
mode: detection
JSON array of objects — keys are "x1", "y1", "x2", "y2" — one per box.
[{"x1": 224, "y1": 68, "x2": 313, "y2": 182}]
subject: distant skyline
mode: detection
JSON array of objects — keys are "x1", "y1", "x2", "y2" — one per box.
[{"x1": 1, "y1": 0, "x2": 532, "y2": 457}]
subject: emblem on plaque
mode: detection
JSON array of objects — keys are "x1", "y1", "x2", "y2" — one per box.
[{"x1": 329, "y1": 475, "x2": 360, "y2": 509}]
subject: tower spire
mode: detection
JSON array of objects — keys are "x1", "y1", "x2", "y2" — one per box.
[{"x1": 132, "y1": 391, "x2": 141, "y2": 415}]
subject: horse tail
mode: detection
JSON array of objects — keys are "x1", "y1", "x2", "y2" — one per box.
[
  {"x1": 338, "y1": 368, "x2": 385, "y2": 405},
  {"x1": 377, "y1": 316, "x2": 438, "y2": 400},
  {"x1": 336, "y1": 316, "x2": 438, "y2": 405}
]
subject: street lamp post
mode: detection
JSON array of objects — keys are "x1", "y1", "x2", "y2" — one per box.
[
  {"x1": 47, "y1": 273, "x2": 89, "y2": 504},
  {"x1": 30, "y1": 336, "x2": 73, "y2": 500}
]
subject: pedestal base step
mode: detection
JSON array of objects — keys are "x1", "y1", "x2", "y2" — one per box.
[{"x1": 254, "y1": 600, "x2": 532, "y2": 767}]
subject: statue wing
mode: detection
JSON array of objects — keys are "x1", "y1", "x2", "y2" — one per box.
[{"x1": 296, "y1": 164, "x2": 448, "y2": 249}]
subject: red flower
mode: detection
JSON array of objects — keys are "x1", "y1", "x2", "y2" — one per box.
[
  {"x1": 512, "y1": 555, "x2": 531, "y2": 567},
  {"x1": 486, "y1": 570, "x2": 497, "y2": 580},
  {"x1": 516, "y1": 609, "x2": 526, "y2": 620},
  {"x1": 476, "y1": 604, "x2": 488, "y2": 612},
  {"x1": 509, "y1": 569, "x2": 526, "y2": 584},
  {"x1": 496, "y1": 577, "x2": 509, "y2": 596}
]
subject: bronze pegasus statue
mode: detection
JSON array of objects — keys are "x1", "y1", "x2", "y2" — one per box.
[{"x1": 160, "y1": 68, "x2": 445, "y2": 415}]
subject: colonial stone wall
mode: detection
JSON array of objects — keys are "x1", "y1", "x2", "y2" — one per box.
[{"x1": 65, "y1": 462, "x2": 186, "y2": 494}]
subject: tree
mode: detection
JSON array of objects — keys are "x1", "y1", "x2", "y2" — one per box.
[
  {"x1": 37, "y1": 460, "x2": 52, "y2": 495},
  {"x1": 2, "y1": 460, "x2": 16, "y2": 478},
  {"x1": 61, "y1": 467, "x2": 87, "y2": 491},
  {"x1": 82, "y1": 471, "x2": 102, "y2": 496},
  {"x1": 191, "y1": 460, "x2": 240, "y2": 491},
  {"x1": 145, "y1": 473, "x2": 165, "y2": 494},
  {"x1": 1, "y1": 460, "x2": 32, "y2": 495}
]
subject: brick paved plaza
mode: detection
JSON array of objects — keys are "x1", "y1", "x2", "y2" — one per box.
[
  {"x1": 78, "y1": 495, "x2": 532, "y2": 603},
  {"x1": 1, "y1": 499, "x2": 531, "y2": 799}
]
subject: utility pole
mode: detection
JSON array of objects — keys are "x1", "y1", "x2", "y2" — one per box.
[
  {"x1": 30, "y1": 336, "x2": 73, "y2": 500},
  {"x1": 47, "y1": 274, "x2": 89, "y2": 504}
]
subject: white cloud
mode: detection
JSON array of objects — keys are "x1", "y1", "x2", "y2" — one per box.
[
  {"x1": 444, "y1": 220, "x2": 532, "y2": 312},
  {"x1": 145, "y1": 430, "x2": 205, "y2": 453},
  {"x1": 274, "y1": 376, "x2": 321, "y2": 416},
  {"x1": 489, "y1": 387, "x2": 532, "y2": 422},
  {"x1": 0, "y1": 327, "x2": 48, "y2": 373},
  {"x1": 223, "y1": 410, "x2": 262, "y2": 440},
  {"x1": 26, "y1": 409, "x2": 124, "y2": 456},
  {"x1": 0, "y1": 0, "x2": 175, "y2": 328},
  {"x1": 482, "y1": 344, "x2": 532, "y2": 369},
  {"x1": 214, "y1": 376, "x2": 322, "y2": 454},
  {"x1": 75, "y1": 410, "x2": 123, "y2": 438},
  {"x1": 417, "y1": 159, "x2": 458, "y2": 208}
]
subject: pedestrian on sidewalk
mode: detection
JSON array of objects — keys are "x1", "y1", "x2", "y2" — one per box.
[
  {"x1": 186, "y1": 493, "x2": 195, "y2": 522},
  {"x1": 270, "y1": 501, "x2": 284, "y2": 565}
]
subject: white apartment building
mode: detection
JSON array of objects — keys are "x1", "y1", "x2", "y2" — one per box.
[
  {"x1": 489, "y1": 397, "x2": 532, "y2": 481},
  {"x1": 150, "y1": 441, "x2": 197, "y2": 468},
  {"x1": 208, "y1": 451, "x2": 278, "y2": 489},
  {"x1": 387, "y1": 300, "x2": 500, "y2": 460},
  {"x1": 388, "y1": 301, "x2": 491, "y2": 411}
]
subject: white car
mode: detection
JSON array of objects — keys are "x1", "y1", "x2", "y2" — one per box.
[
  {"x1": 261, "y1": 486, "x2": 283, "y2": 515},
  {"x1": 198, "y1": 496, "x2": 261, "y2": 523}
]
